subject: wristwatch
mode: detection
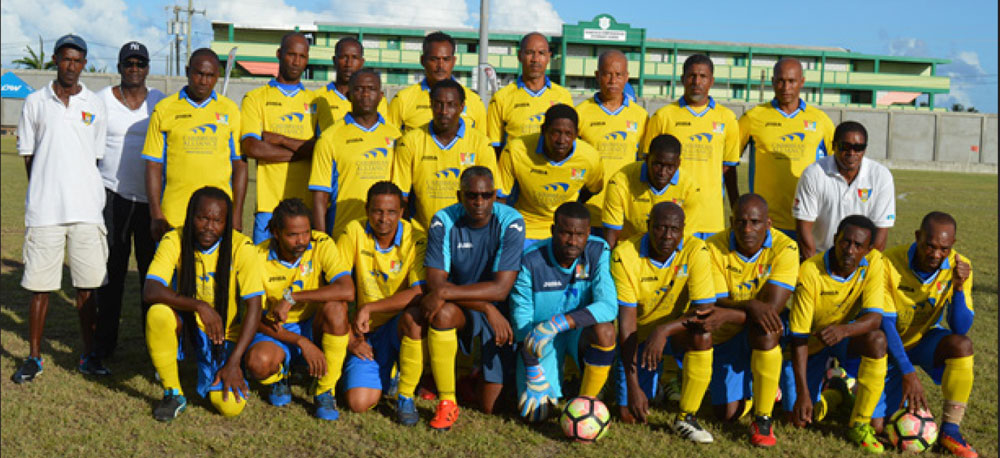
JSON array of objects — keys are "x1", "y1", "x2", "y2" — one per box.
[{"x1": 283, "y1": 288, "x2": 296, "y2": 305}]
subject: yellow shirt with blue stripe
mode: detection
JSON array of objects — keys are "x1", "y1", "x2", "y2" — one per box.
[
  {"x1": 309, "y1": 113, "x2": 402, "y2": 238},
  {"x1": 641, "y1": 97, "x2": 740, "y2": 235},
  {"x1": 146, "y1": 229, "x2": 263, "y2": 341},
  {"x1": 142, "y1": 88, "x2": 242, "y2": 228},
  {"x1": 314, "y1": 82, "x2": 388, "y2": 132},
  {"x1": 497, "y1": 133, "x2": 603, "y2": 239},
  {"x1": 576, "y1": 94, "x2": 649, "y2": 227},
  {"x1": 257, "y1": 230, "x2": 349, "y2": 324},
  {"x1": 241, "y1": 80, "x2": 321, "y2": 214},
  {"x1": 391, "y1": 119, "x2": 498, "y2": 231},
  {"x1": 387, "y1": 78, "x2": 487, "y2": 135},
  {"x1": 738, "y1": 99, "x2": 835, "y2": 231},
  {"x1": 611, "y1": 234, "x2": 716, "y2": 342},
  {"x1": 336, "y1": 219, "x2": 427, "y2": 329},
  {"x1": 789, "y1": 249, "x2": 886, "y2": 355},
  {"x1": 602, "y1": 161, "x2": 698, "y2": 241},
  {"x1": 706, "y1": 228, "x2": 799, "y2": 343},
  {"x1": 486, "y1": 76, "x2": 574, "y2": 148},
  {"x1": 884, "y1": 243, "x2": 974, "y2": 348}
]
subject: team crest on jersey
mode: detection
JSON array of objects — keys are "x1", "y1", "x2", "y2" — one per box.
[
  {"x1": 389, "y1": 260, "x2": 402, "y2": 274},
  {"x1": 305, "y1": 103, "x2": 317, "y2": 114},
  {"x1": 215, "y1": 113, "x2": 229, "y2": 125},
  {"x1": 675, "y1": 264, "x2": 688, "y2": 276},
  {"x1": 625, "y1": 120, "x2": 639, "y2": 132},
  {"x1": 570, "y1": 168, "x2": 587, "y2": 180},
  {"x1": 803, "y1": 120, "x2": 817, "y2": 131},
  {"x1": 385, "y1": 137, "x2": 395, "y2": 148},
  {"x1": 935, "y1": 281, "x2": 946, "y2": 295},
  {"x1": 712, "y1": 122, "x2": 725, "y2": 134},
  {"x1": 758, "y1": 264, "x2": 771, "y2": 276},
  {"x1": 575, "y1": 263, "x2": 589, "y2": 280},
  {"x1": 460, "y1": 153, "x2": 476, "y2": 166},
  {"x1": 81, "y1": 111, "x2": 95, "y2": 125},
  {"x1": 299, "y1": 260, "x2": 313, "y2": 276},
  {"x1": 857, "y1": 188, "x2": 872, "y2": 202}
]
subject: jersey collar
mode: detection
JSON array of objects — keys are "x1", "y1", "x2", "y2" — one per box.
[
  {"x1": 823, "y1": 249, "x2": 868, "y2": 283},
  {"x1": 179, "y1": 86, "x2": 217, "y2": 109},
  {"x1": 325, "y1": 82, "x2": 348, "y2": 100},
  {"x1": 770, "y1": 98, "x2": 807, "y2": 119},
  {"x1": 431, "y1": 118, "x2": 467, "y2": 150},
  {"x1": 535, "y1": 136, "x2": 577, "y2": 166},
  {"x1": 640, "y1": 234, "x2": 682, "y2": 269},
  {"x1": 420, "y1": 76, "x2": 459, "y2": 92},
  {"x1": 46, "y1": 81, "x2": 90, "y2": 101},
  {"x1": 199, "y1": 238, "x2": 222, "y2": 255},
  {"x1": 268, "y1": 79, "x2": 305, "y2": 97},
  {"x1": 366, "y1": 220, "x2": 404, "y2": 253},
  {"x1": 728, "y1": 229, "x2": 773, "y2": 263},
  {"x1": 907, "y1": 242, "x2": 949, "y2": 284},
  {"x1": 267, "y1": 241, "x2": 312, "y2": 269},
  {"x1": 640, "y1": 162, "x2": 679, "y2": 195},
  {"x1": 517, "y1": 76, "x2": 552, "y2": 97},
  {"x1": 344, "y1": 112, "x2": 386, "y2": 132},
  {"x1": 593, "y1": 92, "x2": 629, "y2": 116},
  {"x1": 678, "y1": 96, "x2": 716, "y2": 117}
]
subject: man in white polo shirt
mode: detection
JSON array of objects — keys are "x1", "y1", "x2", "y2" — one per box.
[
  {"x1": 13, "y1": 34, "x2": 110, "y2": 383},
  {"x1": 793, "y1": 121, "x2": 895, "y2": 259},
  {"x1": 94, "y1": 41, "x2": 166, "y2": 362}
]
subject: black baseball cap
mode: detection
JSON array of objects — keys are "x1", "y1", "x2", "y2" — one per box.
[
  {"x1": 119, "y1": 41, "x2": 150, "y2": 63},
  {"x1": 54, "y1": 34, "x2": 87, "y2": 56}
]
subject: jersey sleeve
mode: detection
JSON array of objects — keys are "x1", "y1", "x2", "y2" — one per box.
[
  {"x1": 611, "y1": 246, "x2": 637, "y2": 307},
  {"x1": 467, "y1": 92, "x2": 488, "y2": 134},
  {"x1": 510, "y1": 264, "x2": 535, "y2": 340},
  {"x1": 141, "y1": 106, "x2": 166, "y2": 163},
  {"x1": 722, "y1": 110, "x2": 740, "y2": 166},
  {"x1": 317, "y1": 233, "x2": 350, "y2": 283},
  {"x1": 737, "y1": 111, "x2": 753, "y2": 153},
  {"x1": 557, "y1": 88, "x2": 574, "y2": 106},
  {"x1": 475, "y1": 138, "x2": 499, "y2": 175},
  {"x1": 584, "y1": 151, "x2": 604, "y2": 194},
  {"x1": 788, "y1": 269, "x2": 816, "y2": 338},
  {"x1": 234, "y1": 236, "x2": 264, "y2": 299},
  {"x1": 585, "y1": 245, "x2": 620, "y2": 324},
  {"x1": 486, "y1": 95, "x2": 503, "y2": 147},
  {"x1": 791, "y1": 166, "x2": 820, "y2": 222},
  {"x1": 387, "y1": 93, "x2": 404, "y2": 132},
  {"x1": 819, "y1": 115, "x2": 836, "y2": 158},
  {"x1": 641, "y1": 109, "x2": 666, "y2": 153},
  {"x1": 377, "y1": 97, "x2": 390, "y2": 127},
  {"x1": 240, "y1": 91, "x2": 264, "y2": 140},
  {"x1": 767, "y1": 238, "x2": 800, "y2": 292},
  {"x1": 687, "y1": 244, "x2": 717, "y2": 305},
  {"x1": 496, "y1": 143, "x2": 516, "y2": 198},
  {"x1": 16, "y1": 97, "x2": 37, "y2": 156},
  {"x1": 860, "y1": 253, "x2": 887, "y2": 316},
  {"x1": 601, "y1": 171, "x2": 627, "y2": 230},
  {"x1": 146, "y1": 230, "x2": 181, "y2": 287},
  {"x1": 408, "y1": 231, "x2": 428, "y2": 287},
  {"x1": 227, "y1": 107, "x2": 242, "y2": 160},
  {"x1": 334, "y1": 227, "x2": 358, "y2": 280},
  {"x1": 308, "y1": 134, "x2": 335, "y2": 193},
  {"x1": 423, "y1": 214, "x2": 450, "y2": 272},
  {"x1": 871, "y1": 167, "x2": 896, "y2": 228},
  {"x1": 92, "y1": 98, "x2": 109, "y2": 160},
  {"x1": 708, "y1": 246, "x2": 730, "y2": 299},
  {"x1": 494, "y1": 215, "x2": 526, "y2": 272},
  {"x1": 392, "y1": 134, "x2": 415, "y2": 197}
]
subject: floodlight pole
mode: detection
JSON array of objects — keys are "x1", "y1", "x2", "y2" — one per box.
[{"x1": 478, "y1": 0, "x2": 490, "y2": 98}]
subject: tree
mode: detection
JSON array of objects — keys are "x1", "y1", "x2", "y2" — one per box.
[{"x1": 12, "y1": 36, "x2": 55, "y2": 70}]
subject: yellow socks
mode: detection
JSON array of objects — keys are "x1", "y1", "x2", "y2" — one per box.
[
  {"x1": 679, "y1": 349, "x2": 713, "y2": 415},
  {"x1": 849, "y1": 355, "x2": 887, "y2": 425},
  {"x1": 580, "y1": 343, "x2": 615, "y2": 397},
  {"x1": 315, "y1": 333, "x2": 349, "y2": 396},
  {"x1": 146, "y1": 304, "x2": 182, "y2": 394},
  {"x1": 259, "y1": 363, "x2": 285, "y2": 385},
  {"x1": 398, "y1": 336, "x2": 424, "y2": 399},
  {"x1": 750, "y1": 346, "x2": 782, "y2": 417},
  {"x1": 428, "y1": 327, "x2": 458, "y2": 402},
  {"x1": 942, "y1": 355, "x2": 974, "y2": 424}
]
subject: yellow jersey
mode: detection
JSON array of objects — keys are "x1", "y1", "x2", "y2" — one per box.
[
  {"x1": 602, "y1": 161, "x2": 698, "y2": 241},
  {"x1": 738, "y1": 99, "x2": 835, "y2": 230},
  {"x1": 257, "y1": 230, "x2": 349, "y2": 324},
  {"x1": 146, "y1": 229, "x2": 263, "y2": 341},
  {"x1": 141, "y1": 88, "x2": 242, "y2": 228},
  {"x1": 486, "y1": 76, "x2": 574, "y2": 148},
  {"x1": 387, "y1": 79, "x2": 487, "y2": 135},
  {"x1": 314, "y1": 82, "x2": 388, "y2": 132},
  {"x1": 497, "y1": 133, "x2": 603, "y2": 239},
  {"x1": 391, "y1": 119, "x2": 497, "y2": 231}
]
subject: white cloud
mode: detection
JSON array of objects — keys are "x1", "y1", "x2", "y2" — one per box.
[
  {"x1": 484, "y1": 0, "x2": 563, "y2": 34},
  {"x1": 936, "y1": 50, "x2": 989, "y2": 110}
]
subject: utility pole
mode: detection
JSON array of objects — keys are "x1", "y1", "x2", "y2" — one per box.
[
  {"x1": 477, "y1": 0, "x2": 490, "y2": 98},
  {"x1": 166, "y1": 6, "x2": 183, "y2": 76},
  {"x1": 184, "y1": 0, "x2": 205, "y2": 66}
]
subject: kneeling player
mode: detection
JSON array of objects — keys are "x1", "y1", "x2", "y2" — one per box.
[
  {"x1": 614, "y1": 202, "x2": 717, "y2": 443},
  {"x1": 338, "y1": 182, "x2": 427, "y2": 425},
  {"x1": 698, "y1": 194, "x2": 798, "y2": 446},
  {"x1": 783, "y1": 215, "x2": 889, "y2": 454},
  {"x1": 512, "y1": 202, "x2": 617, "y2": 422},
  {"x1": 242, "y1": 198, "x2": 354, "y2": 420},
  {"x1": 143, "y1": 187, "x2": 263, "y2": 421},
  {"x1": 876, "y1": 211, "x2": 977, "y2": 457}
]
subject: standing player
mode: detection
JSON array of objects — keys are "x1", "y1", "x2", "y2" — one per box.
[
  {"x1": 738, "y1": 58, "x2": 835, "y2": 240},
  {"x1": 576, "y1": 50, "x2": 648, "y2": 233},
  {"x1": 392, "y1": 79, "x2": 497, "y2": 231},
  {"x1": 241, "y1": 33, "x2": 322, "y2": 244},
  {"x1": 784, "y1": 215, "x2": 889, "y2": 454},
  {"x1": 242, "y1": 198, "x2": 355, "y2": 421},
  {"x1": 497, "y1": 104, "x2": 603, "y2": 248},
  {"x1": 641, "y1": 54, "x2": 739, "y2": 240},
  {"x1": 12, "y1": 34, "x2": 110, "y2": 382},
  {"x1": 613, "y1": 202, "x2": 718, "y2": 443},
  {"x1": 876, "y1": 212, "x2": 977, "y2": 457},
  {"x1": 338, "y1": 182, "x2": 427, "y2": 424},
  {"x1": 388, "y1": 32, "x2": 486, "y2": 134},
  {"x1": 409, "y1": 167, "x2": 525, "y2": 430},
  {"x1": 486, "y1": 32, "x2": 573, "y2": 154},
  {"x1": 94, "y1": 41, "x2": 166, "y2": 361},
  {"x1": 310, "y1": 69, "x2": 402, "y2": 237},
  {"x1": 316, "y1": 37, "x2": 388, "y2": 129},
  {"x1": 698, "y1": 194, "x2": 799, "y2": 447},
  {"x1": 144, "y1": 49, "x2": 245, "y2": 240},
  {"x1": 143, "y1": 187, "x2": 263, "y2": 421},
  {"x1": 602, "y1": 134, "x2": 697, "y2": 249},
  {"x1": 511, "y1": 202, "x2": 618, "y2": 422}
]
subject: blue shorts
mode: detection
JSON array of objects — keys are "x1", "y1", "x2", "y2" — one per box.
[
  {"x1": 778, "y1": 338, "x2": 850, "y2": 412},
  {"x1": 708, "y1": 330, "x2": 752, "y2": 406},
  {"x1": 177, "y1": 318, "x2": 245, "y2": 399},
  {"x1": 515, "y1": 327, "x2": 584, "y2": 399},
  {"x1": 459, "y1": 308, "x2": 515, "y2": 385},
  {"x1": 343, "y1": 314, "x2": 401, "y2": 392},
  {"x1": 248, "y1": 319, "x2": 314, "y2": 376},
  {"x1": 253, "y1": 212, "x2": 272, "y2": 245},
  {"x1": 614, "y1": 337, "x2": 674, "y2": 406},
  {"x1": 871, "y1": 327, "x2": 951, "y2": 419}
]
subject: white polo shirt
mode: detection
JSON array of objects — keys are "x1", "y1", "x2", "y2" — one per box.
[
  {"x1": 792, "y1": 155, "x2": 895, "y2": 251},
  {"x1": 97, "y1": 86, "x2": 165, "y2": 203},
  {"x1": 17, "y1": 81, "x2": 108, "y2": 227}
]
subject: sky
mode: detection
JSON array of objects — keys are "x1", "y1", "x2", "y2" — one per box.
[{"x1": 2, "y1": 0, "x2": 996, "y2": 112}]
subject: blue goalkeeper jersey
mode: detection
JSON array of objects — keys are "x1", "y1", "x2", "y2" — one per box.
[{"x1": 424, "y1": 202, "x2": 525, "y2": 286}]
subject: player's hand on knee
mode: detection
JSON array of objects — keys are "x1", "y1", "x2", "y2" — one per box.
[
  {"x1": 196, "y1": 302, "x2": 225, "y2": 345},
  {"x1": 348, "y1": 334, "x2": 374, "y2": 361},
  {"x1": 215, "y1": 362, "x2": 248, "y2": 402},
  {"x1": 299, "y1": 338, "x2": 327, "y2": 378},
  {"x1": 900, "y1": 371, "x2": 928, "y2": 414},
  {"x1": 641, "y1": 329, "x2": 668, "y2": 370},
  {"x1": 817, "y1": 325, "x2": 847, "y2": 347},
  {"x1": 353, "y1": 306, "x2": 371, "y2": 335},
  {"x1": 486, "y1": 305, "x2": 514, "y2": 346},
  {"x1": 746, "y1": 299, "x2": 783, "y2": 334},
  {"x1": 524, "y1": 314, "x2": 569, "y2": 356},
  {"x1": 519, "y1": 365, "x2": 556, "y2": 422}
]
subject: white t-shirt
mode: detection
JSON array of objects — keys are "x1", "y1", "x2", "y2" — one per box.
[
  {"x1": 97, "y1": 86, "x2": 166, "y2": 202},
  {"x1": 792, "y1": 155, "x2": 895, "y2": 252},
  {"x1": 18, "y1": 81, "x2": 108, "y2": 227}
]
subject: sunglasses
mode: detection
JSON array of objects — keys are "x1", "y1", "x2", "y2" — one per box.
[
  {"x1": 837, "y1": 142, "x2": 867, "y2": 152},
  {"x1": 122, "y1": 60, "x2": 148, "y2": 69},
  {"x1": 463, "y1": 191, "x2": 495, "y2": 200}
]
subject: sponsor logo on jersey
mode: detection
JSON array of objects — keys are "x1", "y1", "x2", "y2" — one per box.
[
  {"x1": 765, "y1": 122, "x2": 782, "y2": 127},
  {"x1": 190, "y1": 123, "x2": 217, "y2": 133},
  {"x1": 364, "y1": 148, "x2": 390, "y2": 159},
  {"x1": 820, "y1": 290, "x2": 838, "y2": 296},
  {"x1": 174, "y1": 113, "x2": 192, "y2": 119},
  {"x1": 530, "y1": 169, "x2": 548, "y2": 175},
  {"x1": 280, "y1": 112, "x2": 305, "y2": 122},
  {"x1": 543, "y1": 182, "x2": 570, "y2": 192},
  {"x1": 542, "y1": 280, "x2": 562, "y2": 288},
  {"x1": 421, "y1": 155, "x2": 439, "y2": 161},
  {"x1": 431, "y1": 220, "x2": 444, "y2": 229},
  {"x1": 589, "y1": 121, "x2": 606, "y2": 127},
  {"x1": 529, "y1": 113, "x2": 545, "y2": 123},
  {"x1": 779, "y1": 132, "x2": 806, "y2": 142},
  {"x1": 457, "y1": 242, "x2": 474, "y2": 249},
  {"x1": 674, "y1": 121, "x2": 691, "y2": 126},
  {"x1": 640, "y1": 276, "x2": 658, "y2": 282},
  {"x1": 435, "y1": 168, "x2": 460, "y2": 178},
  {"x1": 689, "y1": 133, "x2": 713, "y2": 142},
  {"x1": 513, "y1": 103, "x2": 530, "y2": 108},
  {"x1": 266, "y1": 101, "x2": 282, "y2": 106},
  {"x1": 346, "y1": 137, "x2": 363, "y2": 144},
  {"x1": 605, "y1": 131, "x2": 627, "y2": 140},
  {"x1": 369, "y1": 269, "x2": 389, "y2": 281},
  {"x1": 508, "y1": 222, "x2": 524, "y2": 232}
]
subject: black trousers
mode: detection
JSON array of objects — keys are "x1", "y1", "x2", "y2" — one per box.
[{"x1": 95, "y1": 189, "x2": 155, "y2": 358}]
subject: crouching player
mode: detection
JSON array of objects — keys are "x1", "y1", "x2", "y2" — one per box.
[
  {"x1": 339, "y1": 182, "x2": 427, "y2": 424},
  {"x1": 512, "y1": 202, "x2": 618, "y2": 422},
  {"x1": 242, "y1": 198, "x2": 354, "y2": 420},
  {"x1": 614, "y1": 202, "x2": 718, "y2": 443},
  {"x1": 876, "y1": 211, "x2": 977, "y2": 457},
  {"x1": 143, "y1": 187, "x2": 263, "y2": 421},
  {"x1": 697, "y1": 194, "x2": 799, "y2": 446},
  {"x1": 783, "y1": 215, "x2": 889, "y2": 454}
]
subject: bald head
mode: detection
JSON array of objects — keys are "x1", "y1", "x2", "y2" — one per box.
[
  {"x1": 598, "y1": 50, "x2": 627, "y2": 70},
  {"x1": 772, "y1": 57, "x2": 805, "y2": 107},
  {"x1": 280, "y1": 33, "x2": 308, "y2": 53},
  {"x1": 773, "y1": 58, "x2": 803, "y2": 77},
  {"x1": 651, "y1": 202, "x2": 684, "y2": 223},
  {"x1": 920, "y1": 211, "x2": 957, "y2": 234},
  {"x1": 520, "y1": 32, "x2": 548, "y2": 49},
  {"x1": 735, "y1": 193, "x2": 768, "y2": 216}
]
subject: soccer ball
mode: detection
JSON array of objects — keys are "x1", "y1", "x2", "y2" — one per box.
[
  {"x1": 559, "y1": 396, "x2": 610, "y2": 442},
  {"x1": 886, "y1": 408, "x2": 938, "y2": 452}
]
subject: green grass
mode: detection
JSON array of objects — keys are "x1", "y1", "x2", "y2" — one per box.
[{"x1": 1, "y1": 134, "x2": 996, "y2": 457}]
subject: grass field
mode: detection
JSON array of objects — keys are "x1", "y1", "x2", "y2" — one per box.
[{"x1": 1, "y1": 134, "x2": 996, "y2": 457}]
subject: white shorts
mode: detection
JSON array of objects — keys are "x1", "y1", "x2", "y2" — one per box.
[{"x1": 21, "y1": 223, "x2": 109, "y2": 292}]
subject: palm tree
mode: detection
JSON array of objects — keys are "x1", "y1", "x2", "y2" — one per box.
[{"x1": 12, "y1": 36, "x2": 55, "y2": 70}]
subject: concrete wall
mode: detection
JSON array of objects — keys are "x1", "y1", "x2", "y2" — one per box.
[{"x1": 2, "y1": 68, "x2": 996, "y2": 173}]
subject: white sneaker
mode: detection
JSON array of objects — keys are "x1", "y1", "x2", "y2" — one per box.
[{"x1": 673, "y1": 413, "x2": 714, "y2": 443}]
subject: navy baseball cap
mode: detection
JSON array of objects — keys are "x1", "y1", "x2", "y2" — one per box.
[
  {"x1": 54, "y1": 34, "x2": 87, "y2": 56},
  {"x1": 119, "y1": 41, "x2": 149, "y2": 63}
]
